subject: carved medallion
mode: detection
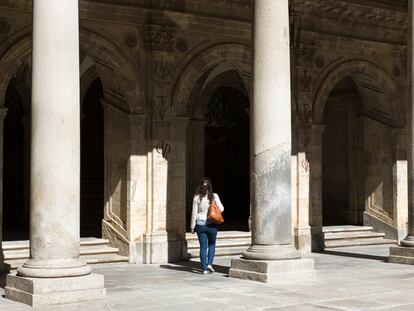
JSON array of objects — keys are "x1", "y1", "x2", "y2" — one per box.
[
  {"x1": 176, "y1": 38, "x2": 189, "y2": 53},
  {"x1": 0, "y1": 19, "x2": 10, "y2": 34},
  {"x1": 124, "y1": 32, "x2": 138, "y2": 48}
]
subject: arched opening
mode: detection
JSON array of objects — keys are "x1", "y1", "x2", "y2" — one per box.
[
  {"x1": 322, "y1": 76, "x2": 397, "y2": 228},
  {"x1": 3, "y1": 69, "x2": 31, "y2": 241},
  {"x1": 187, "y1": 66, "x2": 250, "y2": 232},
  {"x1": 80, "y1": 78, "x2": 104, "y2": 237},
  {"x1": 205, "y1": 86, "x2": 250, "y2": 230}
]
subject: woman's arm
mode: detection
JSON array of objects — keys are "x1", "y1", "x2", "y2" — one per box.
[
  {"x1": 190, "y1": 196, "x2": 199, "y2": 233},
  {"x1": 213, "y1": 193, "x2": 224, "y2": 212}
]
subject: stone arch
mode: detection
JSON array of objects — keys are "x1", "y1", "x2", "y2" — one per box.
[
  {"x1": 79, "y1": 28, "x2": 142, "y2": 113},
  {"x1": 172, "y1": 43, "x2": 251, "y2": 117},
  {"x1": 312, "y1": 59, "x2": 400, "y2": 126},
  {"x1": 0, "y1": 28, "x2": 142, "y2": 113},
  {"x1": 0, "y1": 28, "x2": 32, "y2": 108}
]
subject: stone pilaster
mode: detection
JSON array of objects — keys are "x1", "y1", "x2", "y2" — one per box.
[
  {"x1": 5, "y1": 0, "x2": 105, "y2": 306},
  {"x1": 389, "y1": 0, "x2": 414, "y2": 265},
  {"x1": 0, "y1": 108, "x2": 8, "y2": 272},
  {"x1": 229, "y1": 0, "x2": 315, "y2": 283},
  {"x1": 310, "y1": 125, "x2": 325, "y2": 251}
]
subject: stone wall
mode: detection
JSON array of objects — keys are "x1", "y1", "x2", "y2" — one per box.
[{"x1": 0, "y1": 0, "x2": 409, "y2": 260}]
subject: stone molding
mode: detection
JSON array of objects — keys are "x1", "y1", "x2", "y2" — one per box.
[{"x1": 295, "y1": 0, "x2": 407, "y2": 31}]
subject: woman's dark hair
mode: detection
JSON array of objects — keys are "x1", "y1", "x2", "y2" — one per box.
[{"x1": 195, "y1": 177, "x2": 214, "y2": 203}]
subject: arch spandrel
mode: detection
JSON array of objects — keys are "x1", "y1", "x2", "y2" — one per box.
[{"x1": 172, "y1": 42, "x2": 251, "y2": 117}]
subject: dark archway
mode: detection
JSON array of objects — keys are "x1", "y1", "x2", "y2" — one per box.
[
  {"x1": 3, "y1": 79, "x2": 30, "y2": 241},
  {"x1": 322, "y1": 76, "x2": 396, "y2": 227},
  {"x1": 205, "y1": 86, "x2": 250, "y2": 231},
  {"x1": 80, "y1": 78, "x2": 104, "y2": 237}
]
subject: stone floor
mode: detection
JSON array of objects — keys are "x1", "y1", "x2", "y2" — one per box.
[{"x1": 2, "y1": 245, "x2": 414, "y2": 310}]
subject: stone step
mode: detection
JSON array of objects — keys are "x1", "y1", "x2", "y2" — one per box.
[
  {"x1": 3, "y1": 245, "x2": 120, "y2": 260},
  {"x1": 1, "y1": 237, "x2": 110, "y2": 251},
  {"x1": 187, "y1": 238, "x2": 251, "y2": 250},
  {"x1": 324, "y1": 231, "x2": 385, "y2": 240},
  {"x1": 322, "y1": 225, "x2": 374, "y2": 233},
  {"x1": 324, "y1": 238, "x2": 397, "y2": 249},
  {"x1": 186, "y1": 231, "x2": 251, "y2": 258},
  {"x1": 187, "y1": 246, "x2": 247, "y2": 258},
  {"x1": 185, "y1": 231, "x2": 251, "y2": 241},
  {"x1": 2, "y1": 238, "x2": 128, "y2": 270}
]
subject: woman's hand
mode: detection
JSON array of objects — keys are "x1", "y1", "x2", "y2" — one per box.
[{"x1": 191, "y1": 228, "x2": 195, "y2": 234}]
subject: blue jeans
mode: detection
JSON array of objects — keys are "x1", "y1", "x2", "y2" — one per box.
[{"x1": 195, "y1": 224, "x2": 218, "y2": 272}]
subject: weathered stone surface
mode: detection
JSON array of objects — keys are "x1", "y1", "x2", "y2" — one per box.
[
  {"x1": 5, "y1": 273, "x2": 105, "y2": 307},
  {"x1": 229, "y1": 257, "x2": 316, "y2": 283},
  {"x1": 389, "y1": 246, "x2": 414, "y2": 264}
]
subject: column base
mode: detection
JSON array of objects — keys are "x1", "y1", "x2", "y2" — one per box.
[
  {"x1": 389, "y1": 245, "x2": 414, "y2": 265},
  {"x1": 399, "y1": 235, "x2": 414, "y2": 247},
  {"x1": 242, "y1": 244, "x2": 301, "y2": 260},
  {"x1": 17, "y1": 258, "x2": 91, "y2": 278},
  {"x1": 229, "y1": 257, "x2": 316, "y2": 283},
  {"x1": 5, "y1": 273, "x2": 106, "y2": 307}
]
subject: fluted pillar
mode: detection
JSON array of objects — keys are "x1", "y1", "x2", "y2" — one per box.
[
  {"x1": 5, "y1": 0, "x2": 105, "y2": 306},
  {"x1": 229, "y1": 0, "x2": 315, "y2": 282}
]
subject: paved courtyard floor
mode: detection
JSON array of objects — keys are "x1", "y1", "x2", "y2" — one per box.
[{"x1": 1, "y1": 245, "x2": 414, "y2": 310}]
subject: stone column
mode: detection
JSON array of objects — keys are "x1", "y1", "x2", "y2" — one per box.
[
  {"x1": 0, "y1": 108, "x2": 8, "y2": 272},
  {"x1": 229, "y1": 0, "x2": 315, "y2": 283},
  {"x1": 389, "y1": 0, "x2": 414, "y2": 264},
  {"x1": 5, "y1": 0, "x2": 105, "y2": 306}
]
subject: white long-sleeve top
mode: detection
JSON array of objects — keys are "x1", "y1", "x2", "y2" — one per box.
[{"x1": 191, "y1": 193, "x2": 224, "y2": 230}]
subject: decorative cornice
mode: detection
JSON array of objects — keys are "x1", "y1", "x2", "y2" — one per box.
[{"x1": 294, "y1": 0, "x2": 407, "y2": 31}]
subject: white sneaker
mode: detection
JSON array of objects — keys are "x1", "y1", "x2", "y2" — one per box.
[
  {"x1": 202, "y1": 270, "x2": 208, "y2": 275},
  {"x1": 207, "y1": 265, "x2": 215, "y2": 273}
]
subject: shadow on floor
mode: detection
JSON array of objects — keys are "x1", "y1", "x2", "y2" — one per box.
[
  {"x1": 160, "y1": 260, "x2": 229, "y2": 275},
  {"x1": 320, "y1": 249, "x2": 388, "y2": 262}
]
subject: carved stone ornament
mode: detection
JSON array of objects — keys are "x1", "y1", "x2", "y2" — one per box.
[
  {"x1": 296, "y1": 47, "x2": 315, "y2": 67},
  {"x1": 153, "y1": 56, "x2": 172, "y2": 81},
  {"x1": 176, "y1": 38, "x2": 189, "y2": 53},
  {"x1": 0, "y1": 19, "x2": 11, "y2": 34},
  {"x1": 124, "y1": 32, "x2": 138, "y2": 48},
  {"x1": 315, "y1": 55, "x2": 325, "y2": 69},
  {"x1": 145, "y1": 26, "x2": 175, "y2": 52}
]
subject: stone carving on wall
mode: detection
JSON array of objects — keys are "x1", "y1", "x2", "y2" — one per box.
[
  {"x1": 296, "y1": 47, "x2": 315, "y2": 67},
  {"x1": 294, "y1": 0, "x2": 407, "y2": 31},
  {"x1": 145, "y1": 25, "x2": 176, "y2": 52},
  {"x1": 156, "y1": 140, "x2": 171, "y2": 159},
  {"x1": 0, "y1": 19, "x2": 11, "y2": 33},
  {"x1": 156, "y1": 96, "x2": 169, "y2": 122},
  {"x1": 299, "y1": 69, "x2": 312, "y2": 92},
  {"x1": 124, "y1": 32, "x2": 138, "y2": 48},
  {"x1": 315, "y1": 55, "x2": 325, "y2": 69},
  {"x1": 153, "y1": 56, "x2": 172, "y2": 81},
  {"x1": 176, "y1": 38, "x2": 189, "y2": 53}
]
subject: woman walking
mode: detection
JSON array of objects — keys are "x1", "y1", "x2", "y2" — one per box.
[{"x1": 191, "y1": 177, "x2": 224, "y2": 274}]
